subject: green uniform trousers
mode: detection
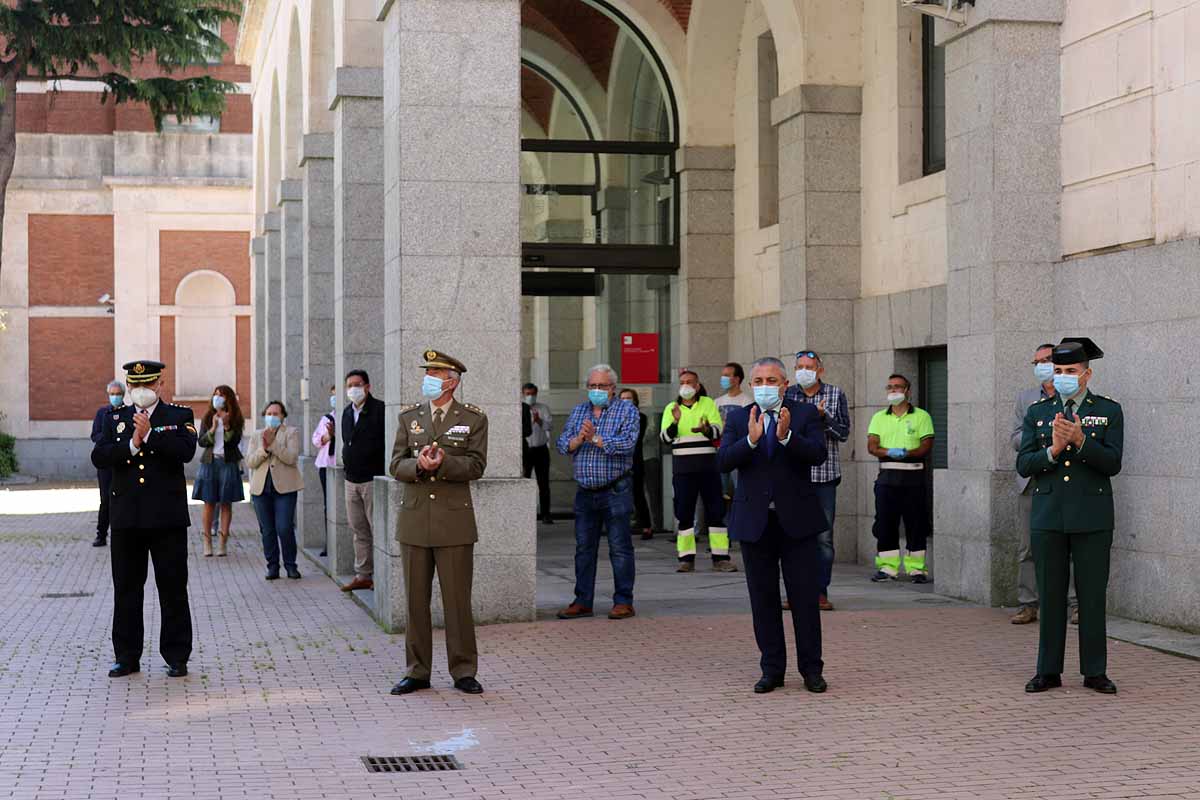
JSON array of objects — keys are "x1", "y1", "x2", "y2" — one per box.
[
  {"x1": 401, "y1": 543, "x2": 478, "y2": 682},
  {"x1": 1032, "y1": 528, "x2": 1112, "y2": 677}
]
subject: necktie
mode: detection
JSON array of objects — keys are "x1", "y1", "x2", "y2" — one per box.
[
  {"x1": 434, "y1": 408, "x2": 444, "y2": 430},
  {"x1": 1064, "y1": 400, "x2": 1075, "y2": 422},
  {"x1": 764, "y1": 412, "x2": 776, "y2": 458}
]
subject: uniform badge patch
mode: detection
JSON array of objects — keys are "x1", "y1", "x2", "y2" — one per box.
[
  {"x1": 1036, "y1": 420, "x2": 1043, "y2": 427},
  {"x1": 117, "y1": 422, "x2": 126, "y2": 433},
  {"x1": 448, "y1": 425, "x2": 470, "y2": 436},
  {"x1": 410, "y1": 419, "x2": 425, "y2": 434},
  {"x1": 185, "y1": 424, "x2": 197, "y2": 434}
]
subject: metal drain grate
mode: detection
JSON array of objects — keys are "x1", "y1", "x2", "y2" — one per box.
[
  {"x1": 361, "y1": 755, "x2": 463, "y2": 773},
  {"x1": 41, "y1": 592, "x2": 94, "y2": 599}
]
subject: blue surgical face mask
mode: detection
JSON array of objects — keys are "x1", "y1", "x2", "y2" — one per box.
[
  {"x1": 719, "y1": 376, "x2": 733, "y2": 391},
  {"x1": 264, "y1": 414, "x2": 283, "y2": 429},
  {"x1": 1053, "y1": 373, "x2": 1080, "y2": 398},
  {"x1": 108, "y1": 394, "x2": 124, "y2": 407},
  {"x1": 1034, "y1": 362, "x2": 1054, "y2": 383},
  {"x1": 212, "y1": 394, "x2": 226, "y2": 410},
  {"x1": 753, "y1": 385, "x2": 782, "y2": 411},
  {"x1": 588, "y1": 389, "x2": 610, "y2": 407},
  {"x1": 422, "y1": 374, "x2": 445, "y2": 399},
  {"x1": 329, "y1": 395, "x2": 337, "y2": 410}
]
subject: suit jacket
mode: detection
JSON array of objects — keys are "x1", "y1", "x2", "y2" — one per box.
[
  {"x1": 1011, "y1": 385, "x2": 1051, "y2": 493},
  {"x1": 90, "y1": 402, "x2": 197, "y2": 529},
  {"x1": 717, "y1": 399, "x2": 828, "y2": 542},
  {"x1": 389, "y1": 399, "x2": 489, "y2": 548},
  {"x1": 245, "y1": 424, "x2": 303, "y2": 495},
  {"x1": 91, "y1": 404, "x2": 121, "y2": 473},
  {"x1": 1016, "y1": 390, "x2": 1123, "y2": 533},
  {"x1": 341, "y1": 394, "x2": 387, "y2": 483}
]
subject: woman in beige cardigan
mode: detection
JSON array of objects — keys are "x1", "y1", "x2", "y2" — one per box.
[{"x1": 246, "y1": 401, "x2": 303, "y2": 580}]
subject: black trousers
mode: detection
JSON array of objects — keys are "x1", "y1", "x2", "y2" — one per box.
[
  {"x1": 96, "y1": 469, "x2": 113, "y2": 538},
  {"x1": 110, "y1": 527, "x2": 193, "y2": 666},
  {"x1": 740, "y1": 512, "x2": 823, "y2": 678},
  {"x1": 872, "y1": 481, "x2": 930, "y2": 553},
  {"x1": 631, "y1": 455, "x2": 651, "y2": 531},
  {"x1": 523, "y1": 445, "x2": 552, "y2": 518}
]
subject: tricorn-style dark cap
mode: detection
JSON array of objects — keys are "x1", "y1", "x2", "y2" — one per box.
[
  {"x1": 1052, "y1": 337, "x2": 1103, "y2": 365},
  {"x1": 123, "y1": 359, "x2": 165, "y2": 384}
]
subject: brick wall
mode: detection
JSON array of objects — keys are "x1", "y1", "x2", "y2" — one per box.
[
  {"x1": 220, "y1": 95, "x2": 253, "y2": 134},
  {"x1": 28, "y1": 318, "x2": 114, "y2": 421},
  {"x1": 159, "y1": 230, "x2": 250, "y2": 305},
  {"x1": 27, "y1": 215, "x2": 114, "y2": 306}
]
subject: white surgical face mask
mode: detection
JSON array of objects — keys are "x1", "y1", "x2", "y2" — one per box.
[
  {"x1": 523, "y1": 394, "x2": 536, "y2": 405},
  {"x1": 346, "y1": 386, "x2": 366, "y2": 405},
  {"x1": 130, "y1": 387, "x2": 157, "y2": 409},
  {"x1": 795, "y1": 368, "x2": 818, "y2": 389},
  {"x1": 212, "y1": 394, "x2": 226, "y2": 410},
  {"x1": 678, "y1": 385, "x2": 697, "y2": 401},
  {"x1": 887, "y1": 392, "x2": 906, "y2": 406}
]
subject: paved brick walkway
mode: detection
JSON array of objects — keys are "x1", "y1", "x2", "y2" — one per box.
[{"x1": 2, "y1": 486, "x2": 1199, "y2": 799}]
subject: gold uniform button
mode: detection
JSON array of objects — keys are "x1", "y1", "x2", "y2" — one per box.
[
  {"x1": 1063, "y1": 475, "x2": 1070, "y2": 482},
  {"x1": 139, "y1": 477, "x2": 145, "y2": 484},
  {"x1": 429, "y1": 493, "x2": 436, "y2": 500},
  {"x1": 1064, "y1": 461, "x2": 1070, "y2": 467},
  {"x1": 1091, "y1": 432, "x2": 1096, "y2": 437},
  {"x1": 430, "y1": 476, "x2": 436, "y2": 482},
  {"x1": 139, "y1": 464, "x2": 145, "y2": 471}
]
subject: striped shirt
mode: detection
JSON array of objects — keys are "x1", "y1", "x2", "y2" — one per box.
[{"x1": 785, "y1": 382, "x2": 850, "y2": 484}]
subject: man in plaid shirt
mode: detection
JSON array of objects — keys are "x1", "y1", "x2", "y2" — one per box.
[
  {"x1": 554, "y1": 364, "x2": 641, "y2": 621},
  {"x1": 784, "y1": 350, "x2": 850, "y2": 610}
]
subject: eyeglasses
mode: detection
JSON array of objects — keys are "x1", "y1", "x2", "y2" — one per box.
[{"x1": 586, "y1": 383, "x2": 613, "y2": 390}]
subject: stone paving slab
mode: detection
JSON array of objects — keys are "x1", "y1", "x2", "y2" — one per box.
[{"x1": 1, "y1": 488, "x2": 1199, "y2": 799}]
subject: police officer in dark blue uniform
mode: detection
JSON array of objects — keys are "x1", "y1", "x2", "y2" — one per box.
[{"x1": 91, "y1": 360, "x2": 198, "y2": 678}]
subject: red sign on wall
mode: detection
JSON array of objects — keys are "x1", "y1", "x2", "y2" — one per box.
[{"x1": 620, "y1": 333, "x2": 659, "y2": 384}]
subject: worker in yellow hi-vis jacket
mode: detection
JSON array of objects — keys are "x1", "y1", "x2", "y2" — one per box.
[{"x1": 661, "y1": 369, "x2": 738, "y2": 574}]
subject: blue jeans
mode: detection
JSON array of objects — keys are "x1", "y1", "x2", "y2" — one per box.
[
  {"x1": 251, "y1": 475, "x2": 298, "y2": 572},
  {"x1": 572, "y1": 476, "x2": 636, "y2": 609},
  {"x1": 814, "y1": 480, "x2": 839, "y2": 594}
]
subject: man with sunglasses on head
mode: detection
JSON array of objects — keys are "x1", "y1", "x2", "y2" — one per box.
[{"x1": 784, "y1": 350, "x2": 849, "y2": 611}]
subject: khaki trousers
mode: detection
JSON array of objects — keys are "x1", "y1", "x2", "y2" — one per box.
[
  {"x1": 402, "y1": 543, "x2": 477, "y2": 681},
  {"x1": 344, "y1": 480, "x2": 374, "y2": 580}
]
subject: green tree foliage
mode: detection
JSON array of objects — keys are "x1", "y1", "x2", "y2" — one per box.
[{"x1": 0, "y1": 1, "x2": 242, "y2": 278}]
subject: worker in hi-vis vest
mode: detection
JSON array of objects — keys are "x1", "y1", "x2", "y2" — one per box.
[{"x1": 661, "y1": 369, "x2": 738, "y2": 574}]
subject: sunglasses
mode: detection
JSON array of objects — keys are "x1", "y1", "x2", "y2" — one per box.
[{"x1": 795, "y1": 350, "x2": 819, "y2": 360}]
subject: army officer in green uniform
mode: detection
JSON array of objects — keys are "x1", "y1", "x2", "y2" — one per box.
[
  {"x1": 1017, "y1": 337, "x2": 1123, "y2": 695},
  {"x1": 388, "y1": 350, "x2": 488, "y2": 696}
]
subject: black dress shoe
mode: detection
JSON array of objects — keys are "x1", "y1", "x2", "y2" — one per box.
[
  {"x1": 265, "y1": 570, "x2": 280, "y2": 580},
  {"x1": 753, "y1": 675, "x2": 784, "y2": 694},
  {"x1": 911, "y1": 574, "x2": 929, "y2": 585},
  {"x1": 1024, "y1": 674, "x2": 1062, "y2": 693},
  {"x1": 454, "y1": 676, "x2": 484, "y2": 694},
  {"x1": 108, "y1": 662, "x2": 140, "y2": 678},
  {"x1": 285, "y1": 567, "x2": 302, "y2": 579},
  {"x1": 319, "y1": 550, "x2": 327, "y2": 557},
  {"x1": 166, "y1": 663, "x2": 188, "y2": 678},
  {"x1": 390, "y1": 677, "x2": 431, "y2": 695},
  {"x1": 1083, "y1": 675, "x2": 1117, "y2": 694},
  {"x1": 803, "y1": 673, "x2": 828, "y2": 693},
  {"x1": 92, "y1": 535, "x2": 107, "y2": 547}
]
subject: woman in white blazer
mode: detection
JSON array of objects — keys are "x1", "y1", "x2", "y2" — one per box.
[{"x1": 246, "y1": 400, "x2": 304, "y2": 580}]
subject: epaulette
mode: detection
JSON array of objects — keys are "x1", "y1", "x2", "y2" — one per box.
[
  {"x1": 399, "y1": 402, "x2": 421, "y2": 412},
  {"x1": 463, "y1": 403, "x2": 485, "y2": 414},
  {"x1": 1032, "y1": 396, "x2": 1051, "y2": 404}
]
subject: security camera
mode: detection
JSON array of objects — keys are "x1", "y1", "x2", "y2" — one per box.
[{"x1": 900, "y1": 0, "x2": 973, "y2": 24}]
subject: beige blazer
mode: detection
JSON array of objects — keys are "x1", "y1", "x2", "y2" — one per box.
[{"x1": 246, "y1": 425, "x2": 303, "y2": 495}]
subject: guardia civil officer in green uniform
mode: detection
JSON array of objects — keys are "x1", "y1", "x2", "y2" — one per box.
[
  {"x1": 388, "y1": 350, "x2": 488, "y2": 696},
  {"x1": 90, "y1": 360, "x2": 198, "y2": 678},
  {"x1": 1017, "y1": 338, "x2": 1123, "y2": 695}
]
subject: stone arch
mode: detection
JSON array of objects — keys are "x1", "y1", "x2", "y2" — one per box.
[
  {"x1": 254, "y1": 117, "x2": 267, "y2": 218},
  {"x1": 521, "y1": 29, "x2": 607, "y2": 140},
  {"x1": 174, "y1": 270, "x2": 238, "y2": 398},
  {"x1": 601, "y1": 0, "x2": 687, "y2": 138},
  {"x1": 267, "y1": 72, "x2": 282, "y2": 199}
]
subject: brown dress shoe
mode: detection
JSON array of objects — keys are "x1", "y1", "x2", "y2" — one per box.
[
  {"x1": 781, "y1": 599, "x2": 791, "y2": 611},
  {"x1": 608, "y1": 604, "x2": 636, "y2": 620},
  {"x1": 818, "y1": 594, "x2": 834, "y2": 611},
  {"x1": 342, "y1": 577, "x2": 373, "y2": 592},
  {"x1": 1070, "y1": 607, "x2": 1079, "y2": 625},
  {"x1": 1011, "y1": 606, "x2": 1038, "y2": 624},
  {"x1": 676, "y1": 560, "x2": 695, "y2": 573},
  {"x1": 556, "y1": 603, "x2": 593, "y2": 619},
  {"x1": 712, "y1": 560, "x2": 738, "y2": 573}
]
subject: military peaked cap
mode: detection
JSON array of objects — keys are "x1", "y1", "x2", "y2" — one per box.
[
  {"x1": 123, "y1": 359, "x2": 165, "y2": 384},
  {"x1": 420, "y1": 349, "x2": 467, "y2": 374}
]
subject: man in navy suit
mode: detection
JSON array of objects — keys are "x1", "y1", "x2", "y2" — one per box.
[{"x1": 718, "y1": 357, "x2": 829, "y2": 694}]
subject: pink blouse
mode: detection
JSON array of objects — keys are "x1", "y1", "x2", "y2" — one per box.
[{"x1": 311, "y1": 415, "x2": 336, "y2": 468}]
